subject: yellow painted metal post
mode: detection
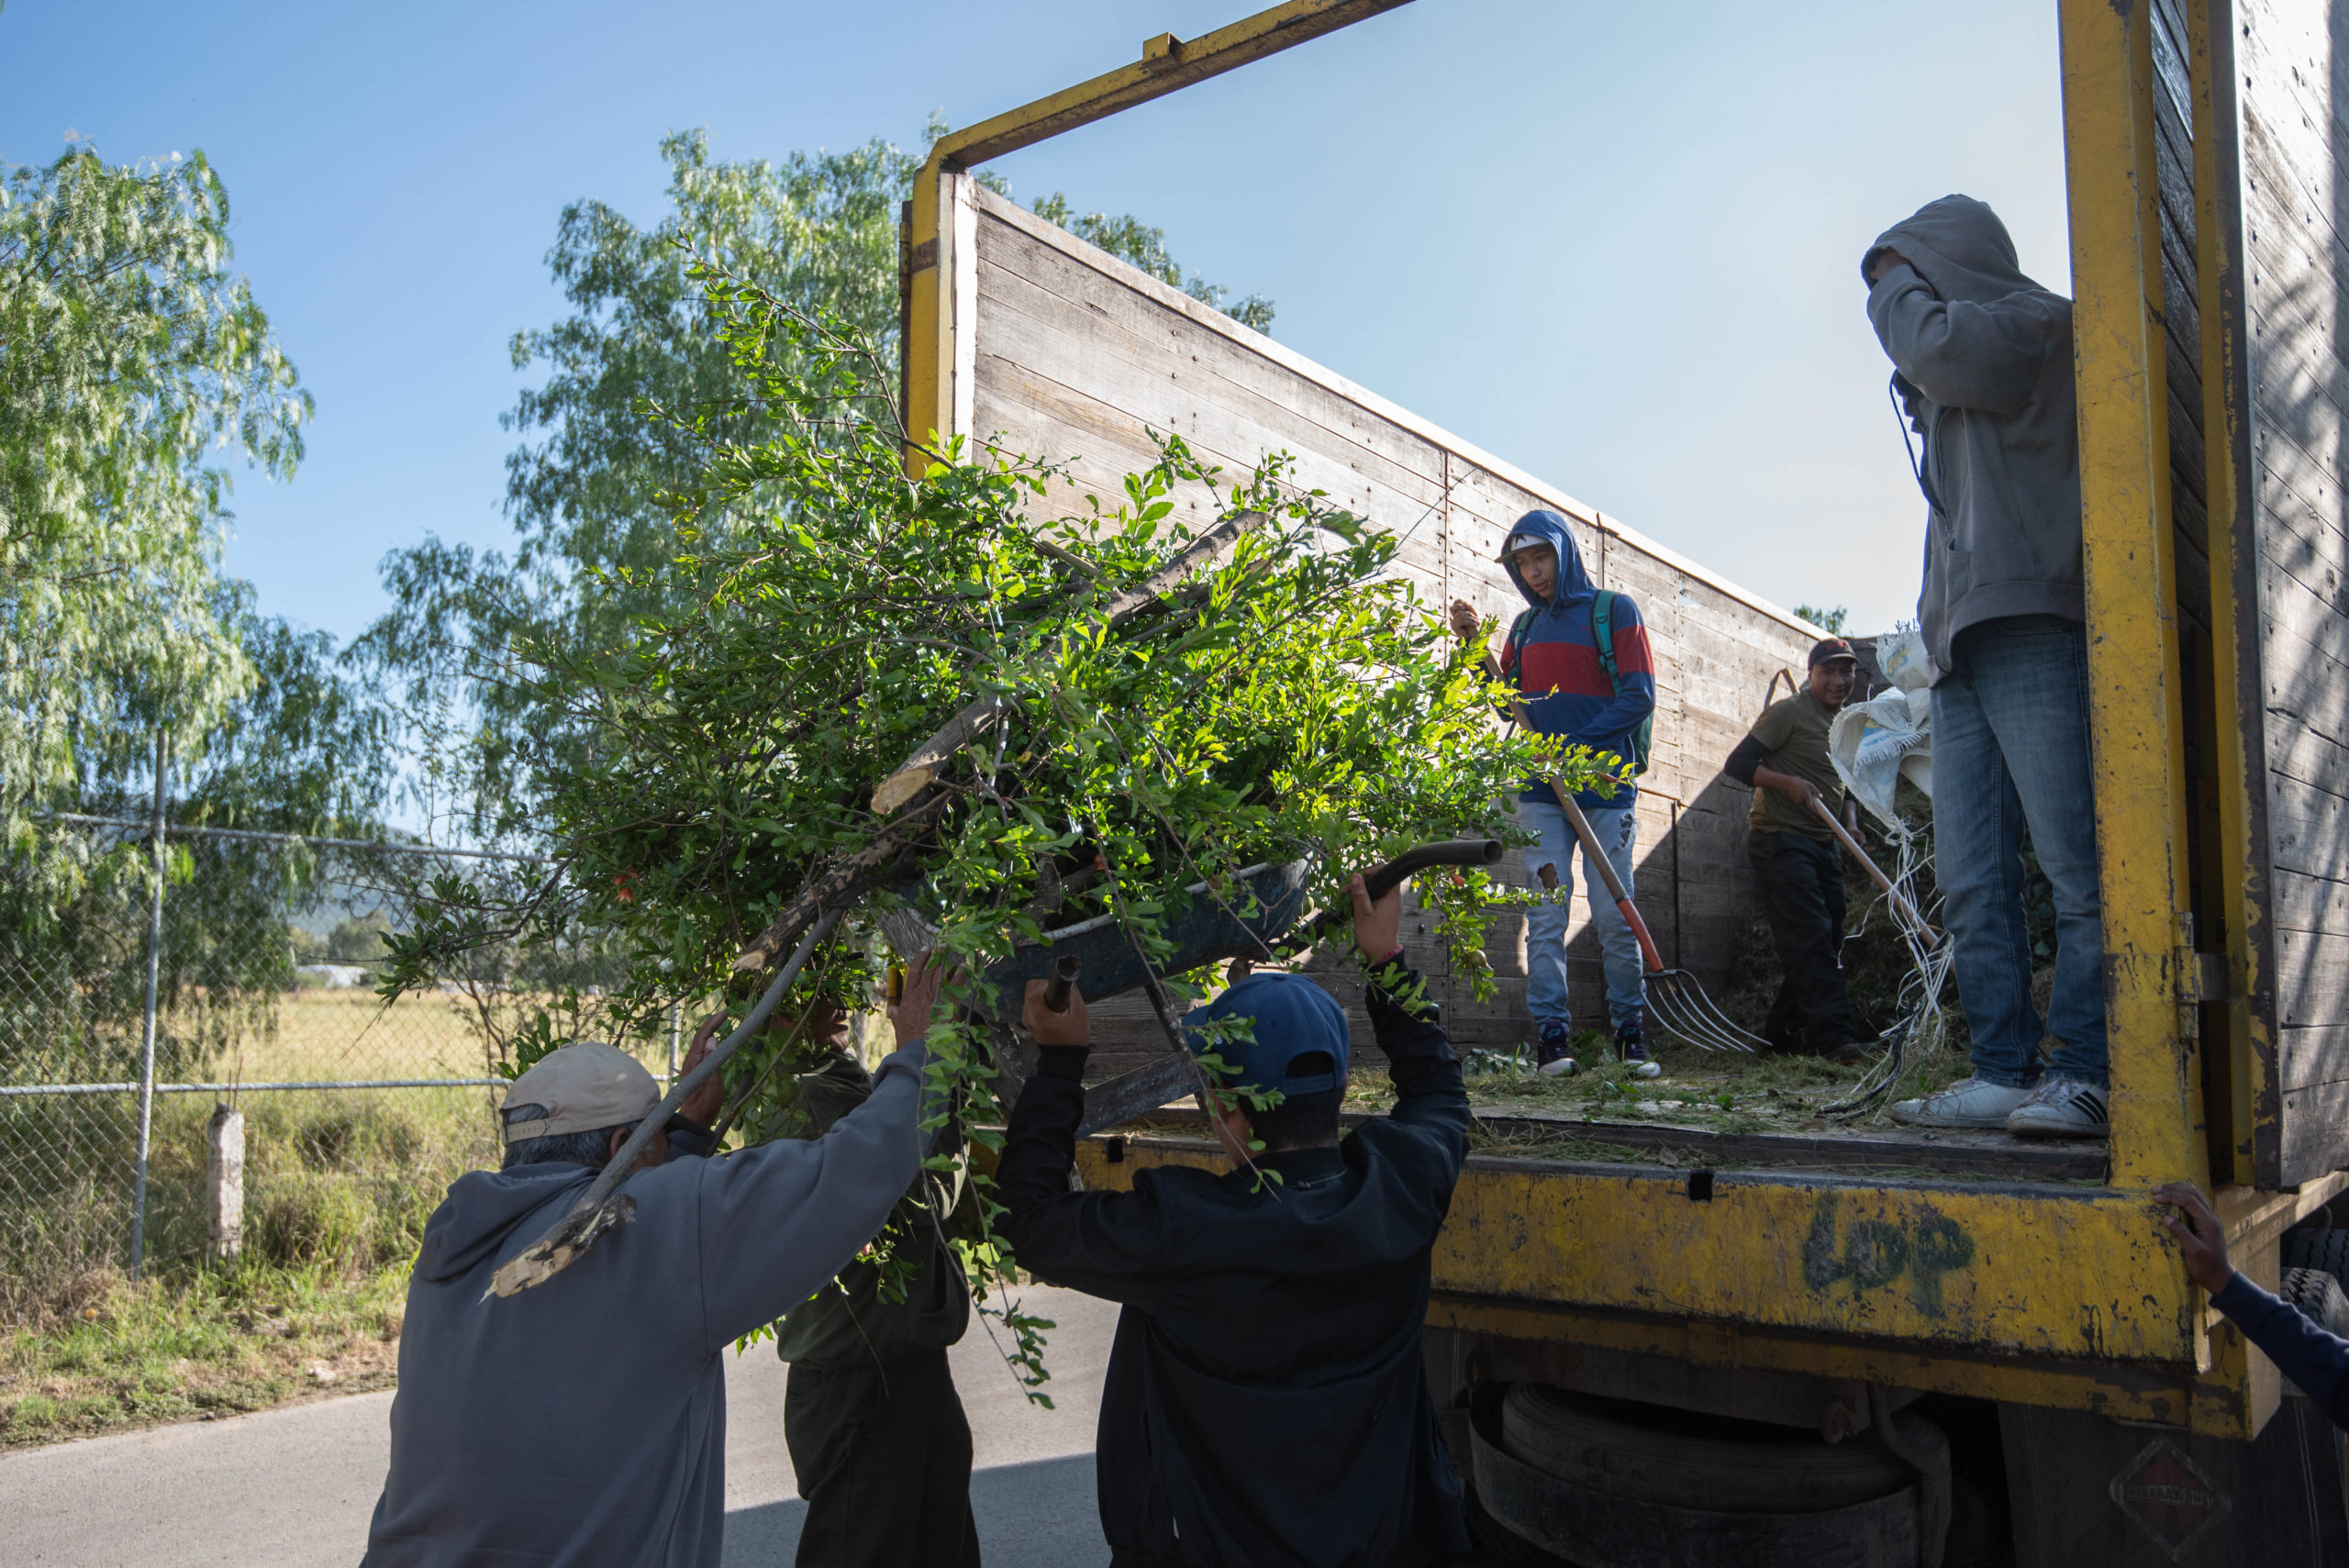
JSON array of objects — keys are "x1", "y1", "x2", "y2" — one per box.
[
  {"x1": 897, "y1": 0, "x2": 1419, "y2": 479},
  {"x1": 2057, "y1": 0, "x2": 2206, "y2": 1193},
  {"x1": 903, "y1": 160, "x2": 949, "y2": 478}
]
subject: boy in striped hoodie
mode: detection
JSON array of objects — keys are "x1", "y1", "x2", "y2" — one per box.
[{"x1": 1451, "y1": 509, "x2": 1657, "y2": 1074}]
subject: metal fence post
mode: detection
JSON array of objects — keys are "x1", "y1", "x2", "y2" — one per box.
[
  {"x1": 666, "y1": 1001, "x2": 682, "y2": 1089},
  {"x1": 128, "y1": 731, "x2": 167, "y2": 1279}
]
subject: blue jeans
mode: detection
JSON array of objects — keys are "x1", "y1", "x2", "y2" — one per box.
[
  {"x1": 1517, "y1": 797, "x2": 1644, "y2": 1030},
  {"x1": 1931, "y1": 616, "x2": 2107, "y2": 1088}
]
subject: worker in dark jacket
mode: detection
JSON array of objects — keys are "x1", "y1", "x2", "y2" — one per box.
[
  {"x1": 762, "y1": 1007, "x2": 980, "y2": 1568},
  {"x1": 1724, "y1": 637, "x2": 1868, "y2": 1062},
  {"x1": 1865, "y1": 195, "x2": 2108, "y2": 1140},
  {"x1": 362, "y1": 961, "x2": 951, "y2": 1568},
  {"x1": 997, "y1": 873, "x2": 1474, "y2": 1568},
  {"x1": 2157, "y1": 1184, "x2": 2349, "y2": 1429}
]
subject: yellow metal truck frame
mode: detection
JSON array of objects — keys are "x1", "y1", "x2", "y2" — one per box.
[{"x1": 901, "y1": 0, "x2": 2336, "y2": 1441}]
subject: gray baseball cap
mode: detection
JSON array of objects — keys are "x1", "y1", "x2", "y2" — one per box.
[{"x1": 500, "y1": 1041, "x2": 658, "y2": 1142}]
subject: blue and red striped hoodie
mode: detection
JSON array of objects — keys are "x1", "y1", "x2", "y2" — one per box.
[{"x1": 1497, "y1": 509, "x2": 1656, "y2": 808}]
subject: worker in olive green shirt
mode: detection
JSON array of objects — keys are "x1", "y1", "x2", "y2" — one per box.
[
  {"x1": 1723, "y1": 638, "x2": 1869, "y2": 1062},
  {"x1": 761, "y1": 1006, "x2": 981, "y2": 1568}
]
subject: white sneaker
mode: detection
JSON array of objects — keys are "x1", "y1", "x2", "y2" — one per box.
[
  {"x1": 1889, "y1": 1076, "x2": 2033, "y2": 1129},
  {"x1": 2006, "y1": 1077, "x2": 2110, "y2": 1140}
]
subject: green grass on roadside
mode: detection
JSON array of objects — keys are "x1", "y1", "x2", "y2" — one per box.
[
  {"x1": 0, "y1": 1255, "x2": 412, "y2": 1449},
  {"x1": 3, "y1": 1084, "x2": 498, "y2": 1450}
]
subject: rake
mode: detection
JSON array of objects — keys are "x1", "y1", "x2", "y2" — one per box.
[
  {"x1": 1548, "y1": 788, "x2": 1766, "y2": 1055},
  {"x1": 1497, "y1": 686, "x2": 1766, "y2": 1056}
]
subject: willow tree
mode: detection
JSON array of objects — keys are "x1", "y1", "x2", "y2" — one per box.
[{"x1": 0, "y1": 146, "x2": 312, "y2": 829}]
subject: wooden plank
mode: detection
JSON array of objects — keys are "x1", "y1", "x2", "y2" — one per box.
[
  {"x1": 2267, "y1": 773, "x2": 2349, "y2": 883},
  {"x1": 2270, "y1": 863, "x2": 2349, "y2": 929},
  {"x1": 974, "y1": 236, "x2": 1453, "y2": 507},
  {"x1": 2243, "y1": 0, "x2": 2349, "y2": 1187},
  {"x1": 973, "y1": 272, "x2": 1448, "y2": 520},
  {"x1": 1470, "y1": 1113, "x2": 2108, "y2": 1181},
  {"x1": 985, "y1": 227, "x2": 1448, "y2": 506},
  {"x1": 2254, "y1": 717, "x2": 2349, "y2": 802},
  {"x1": 2274, "y1": 930, "x2": 2349, "y2": 1030},
  {"x1": 2277, "y1": 1024, "x2": 2349, "y2": 1091},
  {"x1": 2258, "y1": 579, "x2": 2349, "y2": 754},
  {"x1": 1108, "y1": 1106, "x2": 2107, "y2": 1180},
  {"x1": 2280, "y1": 1071, "x2": 2349, "y2": 1188},
  {"x1": 2250, "y1": 433, "x2": 2349, "y2": 595},
  {"x1": 2233, "y1": 2, "x2": 2348, "y2": 173}
]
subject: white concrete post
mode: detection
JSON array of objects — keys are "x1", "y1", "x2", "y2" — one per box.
[{"x1": 205, "y1": 1101, "x2": 245, "y2": 1260}]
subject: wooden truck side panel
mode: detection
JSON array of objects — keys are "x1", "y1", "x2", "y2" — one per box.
[
  {"x1": 2193, "y1": 0, "x2": 2349, "y2": 1185},
  {"x1": 2231, "y1": 0, "x2": 2349, "y2": 1183},
  {"x1": 896, "y1": 0, "x2": 2343, "y2": 1441}
]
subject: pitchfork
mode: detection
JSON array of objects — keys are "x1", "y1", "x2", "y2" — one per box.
[{"x1": 1486, "y1": 675, "x2": 1766, "y2": 1055}]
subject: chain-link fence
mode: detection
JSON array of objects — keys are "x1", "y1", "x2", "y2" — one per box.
[{"x1": 0, "y1": 807, "x2": 660, "y2": 1318}]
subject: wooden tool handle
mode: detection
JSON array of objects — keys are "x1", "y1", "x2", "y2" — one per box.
[
  {"x1": 1499, "y1": 688, "x2": 1666, "y2": 973},
  {"x1": 1553, "y1": 788, "x2": 1667, "y2": 973},
  {"x1": 1808, "y1": 795, "x2": 1937, "y2": 942}
]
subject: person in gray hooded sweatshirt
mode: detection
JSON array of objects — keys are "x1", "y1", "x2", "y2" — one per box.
[
  {"x1": 1864, "y1": 195, "x2": 2108, "y2": 1140},
  {"x1": 360, "y1": 959, "x2": 950, "y2": 1568}
]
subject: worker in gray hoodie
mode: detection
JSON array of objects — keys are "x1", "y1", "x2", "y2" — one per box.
[
  {"x1": 1863, "y1": 195, "x2": 2108, "y2": 1140},
  {"x1": 360, "y1": 959, "x2": 949, "y2": 1568}
]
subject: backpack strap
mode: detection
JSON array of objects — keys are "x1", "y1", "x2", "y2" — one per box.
[
  {"x1": 1501, "y1": 607, "x2": 1536, "y2": 681},
  {"x1": 1591, "y1": 591, "x2": 1622, "y2": 695},
  {"x1": 1588, "y1": 590, "x2": 1653, "y2": 778}
]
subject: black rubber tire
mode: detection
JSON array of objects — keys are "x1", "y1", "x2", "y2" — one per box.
[
  {"x1": 2282, "y1": 1225, "x2": 2349, "y2": 1292},
  {"x1": 1463, "y1": 1483, "x2": 1585, "y2": 1567},
  {"x1": 2280, "y1": 1265, "x2": 2349, "y2": 1337},
  {"x1": 1500, "y1": 1384, "x2": 1914, "y2": 1514},
  {"x1": 1944, "y1": 1473, "x2": 2012, "y2": 1568}
]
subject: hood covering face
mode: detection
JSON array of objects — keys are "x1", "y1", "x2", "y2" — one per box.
[
  {"x1": 1863, "y1": 195, "x2": 2053, "y2": 306},
  {"x1": 1498, "y1": 508, "x2": 1596, "y2": 612}
]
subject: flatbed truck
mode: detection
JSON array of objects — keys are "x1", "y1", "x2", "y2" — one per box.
[{"x1": 904, "y1": 4, "x2": 2349, "y2": 1560}]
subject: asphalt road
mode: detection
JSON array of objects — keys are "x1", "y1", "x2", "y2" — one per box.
[{"x1": 0, "y1": 1283, "x2": 1119, "y2": 1567}]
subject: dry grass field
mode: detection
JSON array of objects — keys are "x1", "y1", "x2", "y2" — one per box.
[{"x1": 0, "y1": 985, "x2": 679, "y2": 1448}]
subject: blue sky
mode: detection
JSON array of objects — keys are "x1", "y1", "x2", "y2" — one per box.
[{"x1": 4, "y1": 0, "x2": 2068, "y2": 643}]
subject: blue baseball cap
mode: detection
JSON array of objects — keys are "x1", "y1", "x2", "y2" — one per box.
[{"x1": 1183, "y1": 973, "x2": 1352, "y2": 1095}]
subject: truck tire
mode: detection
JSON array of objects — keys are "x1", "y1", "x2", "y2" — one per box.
[
  {"x1": 2280, "y1": 1265, "x2": 2349, "y2": 1337},
  {"x1": 1501, "y1": 1383, "x2": 1915, "y2": 1513},
  {"x1": 2283, "y1": 1226, "x2": 2349, "y2": 1292},
  {"x1": 1474, "y1": 1386, "x2": 1920, "y2": 1568},
  {"x1": 1464, "y1": 1484, "x2": 1582, "y2": 1567}
]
